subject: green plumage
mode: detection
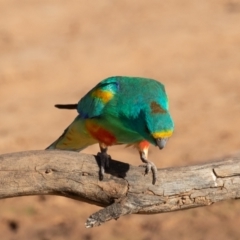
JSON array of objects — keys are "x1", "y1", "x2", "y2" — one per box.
[
  {"x1": 47, "y1": 76, "x2": 174, "y2": 184},
  {"x1": 77, "y1": 76, "x2": 174, "y2": 145}
]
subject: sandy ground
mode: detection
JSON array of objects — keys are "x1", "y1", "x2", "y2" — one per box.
[{"x1": 1, "y1": 0, "x2": 240, "y2": 239}]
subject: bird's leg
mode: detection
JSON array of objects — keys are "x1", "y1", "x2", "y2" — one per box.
[
  {"x1": 137, "y1": 140, "x2": 158, "y2": 185},
  {"x1": 97, "y1": 142, "x2": 111, "y2": 180}
]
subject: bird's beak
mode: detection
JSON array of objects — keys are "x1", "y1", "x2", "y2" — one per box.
[{"x1": 156, "y1": 138, "x2": 168, "y2": 149}]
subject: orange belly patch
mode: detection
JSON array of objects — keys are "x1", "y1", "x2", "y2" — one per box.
[{"x1": 85, "y1": 120, "x2": 116, "y2": 146}]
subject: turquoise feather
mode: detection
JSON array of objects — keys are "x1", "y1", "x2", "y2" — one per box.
[
  {"x1": 47, "y1": 76, "x2": 174, "y2": 184},
  {"x1": 77, "y1": 76, "x2": 174, "y2": 145}
]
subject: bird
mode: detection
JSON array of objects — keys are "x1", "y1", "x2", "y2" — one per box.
[{"x1": 46, "y1": 76, "x2": 174, "y2": 184}]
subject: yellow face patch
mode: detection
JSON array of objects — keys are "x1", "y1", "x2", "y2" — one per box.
[
  {"x1": 91, "y1": 88, "x2": 114, "y2": 104},
  {"x1": 152, "y1": 130, "x2": 173, "y2": 139}
]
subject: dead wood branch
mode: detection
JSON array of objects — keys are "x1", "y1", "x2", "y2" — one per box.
[{"x1": 0, "y1": 150, "x2": 239, "y2": 228}]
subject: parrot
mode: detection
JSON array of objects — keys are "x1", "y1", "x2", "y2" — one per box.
[{"x1": 46, "y1": 76, "x2": 174, "y2": 184}]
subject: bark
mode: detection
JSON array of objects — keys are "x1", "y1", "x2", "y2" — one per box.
[{"x1": 0, "y1": 150, "x2": 239, "y2": 228}]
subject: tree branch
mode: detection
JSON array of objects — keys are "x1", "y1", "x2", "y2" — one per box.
[{"x1": 0, "y1": 150, "x2": 239, "y2": 228}]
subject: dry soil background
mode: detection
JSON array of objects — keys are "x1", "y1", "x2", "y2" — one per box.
[{"x1": 1, "y1": 0, "x2": 240, "y2": 239}]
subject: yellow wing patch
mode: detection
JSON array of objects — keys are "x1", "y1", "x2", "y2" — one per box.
[{"x1": 91, "y1": 88, "x2": 114, "y2": 104}]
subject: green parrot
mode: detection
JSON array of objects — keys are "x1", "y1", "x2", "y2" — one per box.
[{"x1": 46, "y1": 76, "x2": 174, "y2": 184}]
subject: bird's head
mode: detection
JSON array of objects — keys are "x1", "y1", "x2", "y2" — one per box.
[{"x1": 147, "y1": 110, "x2": 174, "y2": 150}]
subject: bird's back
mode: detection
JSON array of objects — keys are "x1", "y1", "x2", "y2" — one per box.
[{"x1": 99, "y1": 76, "x2": 169, "y2": 118}]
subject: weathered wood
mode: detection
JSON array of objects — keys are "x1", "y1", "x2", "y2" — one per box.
[{"x1": 0, "y1": 150, "x2": 239, "y2": 228}]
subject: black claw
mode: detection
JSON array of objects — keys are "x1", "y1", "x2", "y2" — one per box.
[
  {"x1": 97, "y1": 152, "x2": 111, "y2": 181},
  {"x1": 139, "y1": 152, "x2": 158, "y2": 185},
  {"x1": 99, "y1": 172, "x2": 104, "y2": 181},
  {"x1": 152, "y1": 171, "x2": 157, "y2": 185}
]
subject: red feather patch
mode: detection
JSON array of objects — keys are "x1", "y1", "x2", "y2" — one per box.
[{"x1": 85, "y1": 120, "x2": 116, "y2": 146}]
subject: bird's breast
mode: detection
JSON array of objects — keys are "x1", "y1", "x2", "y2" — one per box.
[{"x1": 85, "y1": 119, "x2": 117, "y2": 146}]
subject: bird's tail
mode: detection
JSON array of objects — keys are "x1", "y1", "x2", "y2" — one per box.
[
  {"x1": 46, "y1": 116, "x2": 97, "y2": 151},
  {"x1": 54, "y1": 103, "x2": 78, "y2": 110}
]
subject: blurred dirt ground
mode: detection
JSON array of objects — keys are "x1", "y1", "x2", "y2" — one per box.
[{"x1": 1, "y1": 0, "x2": 240, "y2": 239}]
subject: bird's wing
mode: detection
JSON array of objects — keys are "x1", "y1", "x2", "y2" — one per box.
[
  {"x1": 77, "y1": 77, "x2": 119, "y2": 119},
  {"x1": 46, "y1": 116, "x2": 97, "y2": 151}
]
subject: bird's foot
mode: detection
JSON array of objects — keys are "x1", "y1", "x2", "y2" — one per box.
[
  {"x1": 139, "y1": 160, "x2": 157, "y2": 185},
  {"x1": 97, "y1": 151, "x2": 111, "y2": 180}
]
